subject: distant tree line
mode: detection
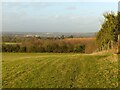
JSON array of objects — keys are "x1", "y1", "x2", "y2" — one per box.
[
  {"x1": 2, "y1": 35, "x2": 74, "y2": 43},
  {"x1": 96, "y1": 12, "x2": 120, "y2": 51},
  {"x1": 2, "y1": 34, "x2": 97, "y2": 53},
  {"x1": 2, "y1": 40, "x2": 85, "y2": 53}
]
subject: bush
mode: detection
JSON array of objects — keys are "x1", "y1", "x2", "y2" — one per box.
[
  {"x1": 2, "y1": 44, "x2": 20, "y2": 52},
  {"x1": 74, "y1": 44, "x2": 85, "y2": 53},
  {"x1": 19, "y1": 46, "x2": 27, "y2": 52},
  {"x1": 2, "y1": 39, "x2": 86, "y2": 53}
]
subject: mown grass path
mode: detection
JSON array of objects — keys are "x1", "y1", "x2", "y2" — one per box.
[{"x1": 2, "y1": 53, "x2": 118, "y2": 88}]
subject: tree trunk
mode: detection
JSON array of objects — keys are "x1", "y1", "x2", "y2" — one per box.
[
  {"x1": 118, "y1": 35, "x2": 120, "y2": 53},
  {"x1": 108, "y1": 41, "x2": 110, "y2": 50},
  {"x1": 111, "y1": 40, "x2": 114, "y2": 49}
]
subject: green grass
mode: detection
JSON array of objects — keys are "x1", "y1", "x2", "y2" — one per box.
[
  {"x1": 2, "y1": 42, "x2": 21, "y2": 45},
  {"x1": 2, "y1": 53, "x2": 118, "y2": 88}
]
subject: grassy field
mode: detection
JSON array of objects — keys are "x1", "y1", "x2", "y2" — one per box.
[
  {"x1": 2, "y1": 53, "x2": 118, "y2": 88},
  {"x1": 2, "y1": 42, "x2": 21, "y2": 45}
]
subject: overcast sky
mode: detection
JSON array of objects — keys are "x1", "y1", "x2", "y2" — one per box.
[{"x1": 2, "y1": 2, "x2": 118, "y2": 32}]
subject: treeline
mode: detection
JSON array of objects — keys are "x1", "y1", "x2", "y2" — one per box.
[
  {"x1": 2, "y1": 39, "x2": 85, "y2": 53},
  {"x1": 96, "y1": 12, "x2": 120, "y2": 51},
  {"x1": 2, "y1": 35, "x2": 74, "y2": 43}
]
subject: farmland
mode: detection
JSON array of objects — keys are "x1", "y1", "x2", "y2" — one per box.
[
  {"x1": 2, "y1": 2, "x2": 120, "y2": 89},
  {"x1": 2, "y1": 53, "x2": 118, "y2": 88}
]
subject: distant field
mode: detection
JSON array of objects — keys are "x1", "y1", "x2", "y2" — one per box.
[
  {"x1": 2, "y1": 53, "x2": 118, "y2": 88},
  {"x1": 2, "y1": 42, "x2": 21, "y2": 45}
]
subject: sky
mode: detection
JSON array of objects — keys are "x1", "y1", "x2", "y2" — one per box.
[{"x1": 2, "y1": 2, "x2": 118, "y2": 33}]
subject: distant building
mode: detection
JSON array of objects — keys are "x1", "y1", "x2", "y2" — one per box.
[
  {"x1": 35, "y1": 35, "x2": 39, "y2": 37},
  {"x1": 25, "y1": 35, "x2": 33, "y2": 37}
]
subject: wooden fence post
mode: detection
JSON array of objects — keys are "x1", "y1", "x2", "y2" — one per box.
[{"x1": 118, "y1": 35, "x2": 120, "y2": 53}]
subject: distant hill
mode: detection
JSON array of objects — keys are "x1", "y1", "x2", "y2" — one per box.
[{"x1": 2, "y1": 32, "x2": 97, "y2": 38}]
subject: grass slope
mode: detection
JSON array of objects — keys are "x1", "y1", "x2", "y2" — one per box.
[{"x1": 2, "y1": 53, "x2": 118, "y2": 88}]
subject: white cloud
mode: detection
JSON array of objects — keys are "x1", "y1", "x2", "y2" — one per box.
[
  {"x1": 66, "y1": 6, "x2": 78, "y2": 10},
  {"x1": 54, "y1": 15, "x2": 59, "y2": 19}
]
